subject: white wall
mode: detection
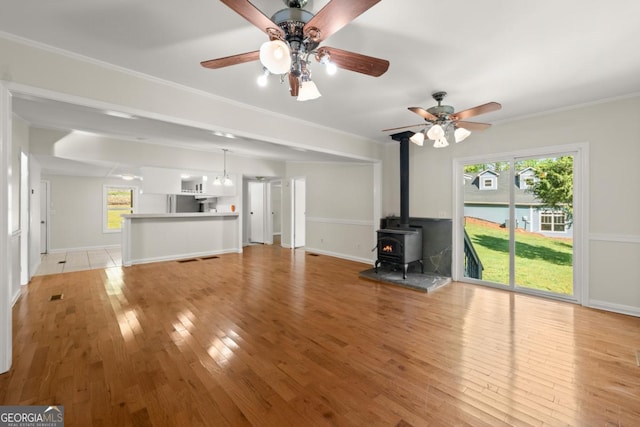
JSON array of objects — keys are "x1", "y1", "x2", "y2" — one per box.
[
  {"x1": 11, "y1": 116, "x2": 29, "y2": 303},
  {"x1": 43, "y1": 175, "x2": 129, "y2": 251},
  {"x1": 1, "y1": 85, "x2": 12, "y2": 373},
  {"x1": 382, "y1": 96, "x2": 640, "y2": 315},
  {"x1": 286, "y1": 162, "x2": 378, "y2": 263}
]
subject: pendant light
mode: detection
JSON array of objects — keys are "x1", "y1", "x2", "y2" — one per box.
[{"x1": 213, "y1": 149, "x2": 233, "y2": 186}]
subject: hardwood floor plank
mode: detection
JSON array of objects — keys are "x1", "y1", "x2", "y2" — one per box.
[{"x1": 1, "y1": 244, "x2": 639, "y2": 426}]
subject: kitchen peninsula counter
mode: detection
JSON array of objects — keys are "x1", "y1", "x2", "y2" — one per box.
[{"x1": 121, "y1": 212, "x2": 240, "y2": 266}]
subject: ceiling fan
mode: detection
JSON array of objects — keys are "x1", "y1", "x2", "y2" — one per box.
[
  {"x1": 383, "y1": 92, "x2": 502, "y2": 147},
  {"x1": 200, "y1": 0, "x2": 389, "y2": 101}
]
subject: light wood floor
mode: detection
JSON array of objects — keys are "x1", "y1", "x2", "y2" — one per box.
[{"x1": 2, "y1": 244, "x2": 639, "y2": 426}]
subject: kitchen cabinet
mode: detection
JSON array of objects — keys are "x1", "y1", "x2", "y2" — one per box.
[{"x1": 141, "y1": 167, "x2": 236, "y2": 197}]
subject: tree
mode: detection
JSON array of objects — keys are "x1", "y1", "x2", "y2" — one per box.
[{"x1": 528, "y1": 156, "x2": 574, "y2": 224}]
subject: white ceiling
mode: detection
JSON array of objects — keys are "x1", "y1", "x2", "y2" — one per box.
[{"x1": 3, "y1": 0, "x2": 640, "y2": 172}]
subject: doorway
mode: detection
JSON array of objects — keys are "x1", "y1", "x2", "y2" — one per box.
[
  {"x1": 454, "y1": 146, "x2": 586, "y2": 303},
  {"x1": 270, "y1": 181, "x2": 282, "y2": 246},
  {"x1": 248, "y1": 181, "x2": 266, "y2": 244}
]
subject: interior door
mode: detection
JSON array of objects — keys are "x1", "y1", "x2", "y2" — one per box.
[
  {"x1": 39, "y1": 180, "x2": 48, "y2": 254},
  {"x1": 271, "y1": 181, "x2": 282, "y2": 246},
  {"x1": 249, "y1": 181, "x2": 265, "y2": 243},
  {"x1": 293, "y1": 178, "x2": 306, "y2": 248}
]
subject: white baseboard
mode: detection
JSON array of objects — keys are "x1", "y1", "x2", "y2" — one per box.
[
  {"x1": 587, "y1": 299, "x2": 640, "y2": 317},
  {"x1": 11, "y1": 288, "x2": 21, "y2": 307},
  {"x1": 304, "y1": 247, "x2": 373, "y2": 265},
  {"x1": 49, "y1": 244, "x2": 121, "y2": 254},
  {"x1": 126, "y1": 248, "x2": 240, "y2": 266}
]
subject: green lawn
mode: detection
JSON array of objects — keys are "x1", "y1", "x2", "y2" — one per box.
[
  {"x1": 465, "y1": 220, "x2": 573, "y2": 294},
  {"x1": 107, "y1": 210, "x2": 128, "y2": 229}
]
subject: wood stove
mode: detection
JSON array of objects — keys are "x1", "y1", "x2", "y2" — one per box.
[
  {"x1": 375, "y1": 228, "x2": 424, "y2": 279},
  {"x1": 374, "y1": 131, "x2": 425, "y2": 280}
]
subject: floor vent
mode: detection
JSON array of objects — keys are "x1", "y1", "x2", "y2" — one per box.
[
  {"x1": 50, "y1": 294, "x2": 63, "y2": 301},
  {"x1": 200, "y1": 256, "x2": 220, "y2": 260},
  {"x1": 636, "y1": 351, "x2": 640, "y2": 367},
  {"x1": 177, "y1": 259, "x2": 199, "y2": 263},
  {"x1": 307, "y1": 253, "x2": 320, "y2": 257},
  {"x1": 58, "y1": 260, "x2": 66, "y2": 264}
]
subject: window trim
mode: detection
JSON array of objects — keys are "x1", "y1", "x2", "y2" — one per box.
[
  {"x1": 480, "y1": 175, "x2": 497, "y2": 190},
  {"x1": 103, "y1": 184, "x2": 137, "y2": 233}
]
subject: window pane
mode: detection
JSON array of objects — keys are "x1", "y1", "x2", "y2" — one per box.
[
  {"x1": 516, "y1": 156, "x2": 573, "y2": 295},
  {"x1": 463, "y1": 162, "x2": 510, "y2": 285},
  {"x1": 106, "y1": 188, "x2": 133, "y2": 230}
]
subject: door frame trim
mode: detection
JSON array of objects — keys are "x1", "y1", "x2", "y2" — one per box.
[
  {"x1": 452, "y1": 142, "x2": 589, "y2": 305},
  {"x1": 40, "y1": 179, "x2": 50, "y2": 254}
]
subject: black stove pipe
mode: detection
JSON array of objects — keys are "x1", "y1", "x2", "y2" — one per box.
[{"x1": 391, "y1": 131, "x2": 414, "y2": 228}]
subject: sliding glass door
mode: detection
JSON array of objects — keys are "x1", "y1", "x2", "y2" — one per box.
[{"x1": 459, "y1": 150, "x2": 578, "y2": 301}]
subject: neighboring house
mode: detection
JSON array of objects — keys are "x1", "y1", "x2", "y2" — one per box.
[{"x1": 464, "y1": 168, "x2": 572, "y2": 238}]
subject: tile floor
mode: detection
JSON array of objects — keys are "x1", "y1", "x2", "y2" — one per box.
[{"x1": 34, "y1": 247, "x2": 122, "y2": 276}]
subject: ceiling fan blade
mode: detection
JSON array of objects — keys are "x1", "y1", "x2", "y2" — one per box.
[
  {"x1": 455, "y1": 121, "x2": 492, "y2": 131},
  {"x1": 381, "y1": 123, "x2": 424, "y2": 132},
  {"x1": 220, "y1": 0, "x2": 284, "y2": 38},
  {"x1": 200, "y1": 51, "x2": 260, "y2": 69},
  {"x1": 408, "y1": 107, "x2": 438, "y2": 121},
  {"x1": 289, "y1": 74, "x2": 300, "y2": 97},
  {"x1": 304, "y1": 0, "x2": 380, "y2": 42},
  {"x1": 316, "y1": 47, "x2": 388, "y2": 77},
  {"x1": 453, "y1": 102, "x2": 502, "y2": 120}
]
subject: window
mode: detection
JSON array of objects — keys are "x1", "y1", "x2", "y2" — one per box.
[
  {"x1": 103, "y1": 185, "x2": 135, "y2": 232},
  {"x1": 518, "y1": 172, "x2": 536, "y2": 189},
  {"x1": 540, "y1": 210, "x2": 566, "y2": 232},
  {"x1": 480, "y1": 175, "x2": 497, "y2": 190}
]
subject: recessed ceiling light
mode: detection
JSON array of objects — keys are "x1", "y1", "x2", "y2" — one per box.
[
  {"x1": 105, "y1": 110, "x2": 135, "y2": 119},
  {"x1": 213, "y1": 130, "x2": 236, "y2": 139},
  {"x1": 119, "y1": 174, "x2": 141, "y2": 181},
  {"x1": 72, "y1": 130, "x2": 99, "y2": 136}
]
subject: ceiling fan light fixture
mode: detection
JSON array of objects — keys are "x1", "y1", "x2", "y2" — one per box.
[
  {"x1": 409, "y1": 131, "x2": 425, "y2": 146},
  {"x1": 297, "y1": 80, "x2": 321, "y2": 101},
  {"x1": 325, "y1": 61, "x2": 338, "y2": 75},
  {"x1": 256, "y1": 68, "x2": 269, "y2": 87},
  {"x1": 454, "y1": 127, "x2": 471, "y2": 143},
  {"x1": 433, "y1": 137, "x2": 449, "y2": 148},
  {"x1": 259, "y1": 40, "x2": 291, "y2": 74},
  {"x1": 426, "y1": 124, "x2": 445, "y2": 140}
]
